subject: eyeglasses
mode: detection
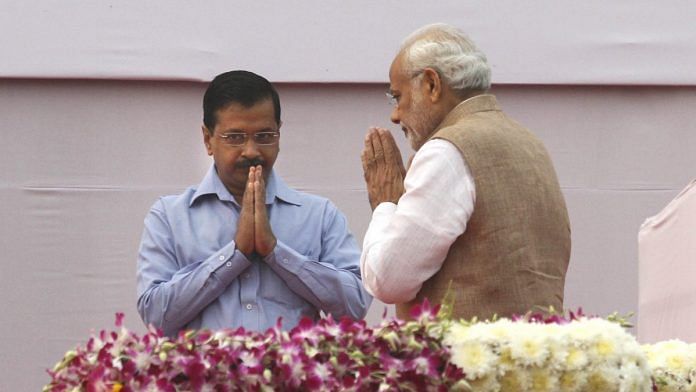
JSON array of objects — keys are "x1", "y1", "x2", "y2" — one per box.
[
  {"x1": 386, "y1": 70, "x2": 424, "y2": 107},
  {"x1": 217, "y1": 131, "x2": 280, "y2": 146},
  {"x1": 386, "y1": 91, "x2": 400, "y2": 107}
]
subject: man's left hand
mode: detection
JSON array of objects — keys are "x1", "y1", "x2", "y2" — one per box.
[
  {"x1": 361, "y1": 127, "x2": 406, "y2": 210},
  {"x1": 252, "y1": 166, "x2": 277, "y2": 257}
]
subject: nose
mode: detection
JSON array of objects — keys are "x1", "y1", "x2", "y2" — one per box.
[
  {"x1": 240, "y1": 138, "x2": 261, "y2": 159},
  {"x1": 390, "y1": 106, "x2": 400, "y2": 125}
]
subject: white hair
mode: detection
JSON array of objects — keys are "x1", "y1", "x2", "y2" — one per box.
[{"x1": 400, "y1": 23, "x2": 491, "y2": 94}]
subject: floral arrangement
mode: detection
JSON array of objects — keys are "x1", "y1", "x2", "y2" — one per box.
[
  {"x1": 443, "y1": 313, "x2": 652, "y2": 391},
  {"x1": 45, "y1": 302, "x2": 690, "y2": 392},
  {"x1": 45, "y1": 302, "x2": 465, "y2": 391},
  {"x1": 643, "y1": 340, "x2": 696, "y2": 391}
]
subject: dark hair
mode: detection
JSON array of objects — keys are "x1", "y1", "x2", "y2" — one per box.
[{"x1": 203, "y1": 70, "x2": 281, "y2": 132}]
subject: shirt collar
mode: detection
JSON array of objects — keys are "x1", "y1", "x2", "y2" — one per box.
[{"x1": 190, "y1": 164, "x2": 303, "y2": 207}]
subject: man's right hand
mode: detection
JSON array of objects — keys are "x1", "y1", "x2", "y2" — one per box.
[
  {"x1": 361, "y1": 127, "x2": 406, "y2": 210},
  {"x1": 234, "y1": 168, "x2": 256, "y2": 257},
  {"x1": 252, "y1": 166, "x2": 277, "y2": 257}
]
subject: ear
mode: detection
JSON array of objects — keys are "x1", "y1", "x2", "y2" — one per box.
[
  {"x1": 202, "y1": 125, "x2": 213, "y2": 156},
  {"x1": 421, "y1": 67, "x2": 443, "y2": 103}
]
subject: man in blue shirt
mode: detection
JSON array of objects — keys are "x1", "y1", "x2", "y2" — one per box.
[{"x1": 136, "y1": 70, "x2": 371, "y2": 336}]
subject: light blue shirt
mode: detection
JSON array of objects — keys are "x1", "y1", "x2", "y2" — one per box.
[{"x1": 136, "y1": 165, "x2": 371, "y2": 336}]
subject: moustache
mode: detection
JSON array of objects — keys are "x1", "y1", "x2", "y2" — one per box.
[{"x1": 235, "y1": 158, "x2": 265, "y2": 169}]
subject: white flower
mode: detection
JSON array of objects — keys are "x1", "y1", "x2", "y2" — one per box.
[
  {"x1": 444, "y1": 322, "x2": 472, "y2": 346},
  {"x1": 564, "y1": 345, "x2": 590, "y2": 370},
  {"x1": 239, "y1": 351, "x2": 260, "y2": 368},
  {"x1": 619, "y1": 361, "x2": 653, "y2": 392},
  {"x1": 643, "y1": 339, "x2": 696, "y2": 391},
  {"x1": 134, "y1": 351, "x2": 150, "y2": 371},
  {"x1": 445, "y1": 316, "x2": 652, "y2": 390},
  {"x1": 450, "y1": 340, "x2": 497, "y2": 379},
  {"x1": 508, "y1": 323, "x2": 549, "y2": 367},
  {"x1": 487, "y1": 319, "x2": 515, "y2": 341}
]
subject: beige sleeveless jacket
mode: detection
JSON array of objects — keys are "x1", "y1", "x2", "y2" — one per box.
[{"x1": 396, "y1": 95, "x2": 571, "y2": 321}]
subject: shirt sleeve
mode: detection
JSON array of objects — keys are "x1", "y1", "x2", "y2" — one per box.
[
  {"x1": 360, "y1": 139, "x2": 476, "y2": 304},
  {"x1": 263, "y1": 202, "x2": 372, "y2": 320},
  {"x1": 136, "y1": 199, "x2": 252, "y2": 336}
]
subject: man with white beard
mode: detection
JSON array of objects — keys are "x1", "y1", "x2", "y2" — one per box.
[{"x1": 359, "y1": 23, "x2": 571, "y2": 321}]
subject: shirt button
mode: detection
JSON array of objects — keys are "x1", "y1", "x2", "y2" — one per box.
[
  {"x1": 245, "y1": 304, "x2": 253, "y2": 310},
  {"x1": 226, "y1": 261, "x2": 232, "y2": 267},
  {"x1": 283, "y1": 258, "x2": 288, "y2": 263},
  {"x1": 219, "y1": 255, "x2": 225, "y2": 261},
  {"x1": 244, "y1": 273, "x2": 250, "y2": 279}
]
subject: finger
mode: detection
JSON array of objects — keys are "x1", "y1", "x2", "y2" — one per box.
[
  {"x1": 377, "y1": 129, "x2": 401, "y2": 167},
  {"x1": 380, "y1": 129, "x2": 406, "y2": 175},
  {"x1": 235, "y1": 167, "x2": 255, "y2": 255},
  {"x1": 362, "y1": 130, "x2": 378, "y2": 170},
  {"x1": 363, "y1": 128, "x2": 376, "y2": 160},
  {"x1": 370, "y1": 130, "x2": 386, "y2": 165},
  {"x1": 253, "y1": 167, "x2": 272, "y2": 242},
  {"x1": 246, "y1": 166, "x2": 255, "y2": 200},
  {"x1": 254, "y1": 165, "x2": 266, "y2": 212},
  {"x1": 253, "y1": 176, "x2": 276, "y2": 255},
  {"x1": 248, "y1": 165, "x2": 255, "y2": 183},
  {"x1": 370, "y1": 129, "x2": 384, "y2": 164},
  {"x1": 361, "y1": 150, "x2": 372, "y2": 173},
  {"x1": 242, "y1": 168, "x2": 254, "y2": 212},
  {"x1": 255, "y1": 165, "x2": 265, "y2": 189}
]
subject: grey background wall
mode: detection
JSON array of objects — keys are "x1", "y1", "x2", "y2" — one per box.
[
  {"x1": 2, "y1": 81, "x2": 695, "y2": 390},
  {"x1": 2, "y1": 1, "x2": 696, "y2": 390}
]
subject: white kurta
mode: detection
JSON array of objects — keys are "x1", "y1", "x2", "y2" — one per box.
[{"x1": 360, "y1": 138, "x2": 476, "y2": 304}]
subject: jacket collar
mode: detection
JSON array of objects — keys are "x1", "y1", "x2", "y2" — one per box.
[{"x1": 432, "y1": 94, "x2": 500, "y2": 134}]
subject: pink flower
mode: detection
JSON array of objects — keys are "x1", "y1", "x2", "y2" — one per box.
[{"x1": 46, "y1": 304, "x2": 470, "y2": 391}]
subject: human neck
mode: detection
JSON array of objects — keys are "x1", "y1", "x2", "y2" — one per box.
[{"x1": 228, "y1": 186, "x2": 245, "y2": 206}]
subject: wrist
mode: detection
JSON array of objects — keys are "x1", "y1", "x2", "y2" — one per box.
[
  {"x1": 234, "y1": 242, "x2": 253, "y2": 257},
  {"x1": 257, "y1": 239, "x2": 277, "y2": 257}
]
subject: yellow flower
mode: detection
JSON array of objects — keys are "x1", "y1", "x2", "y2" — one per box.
[
  {"x1": 499, "y1": 369, "x2": 530, "y2": 390},
  {"x1": 559, "y1": 371, "x2": 586, "y2": 392},
  {"x1": 498, "y1": 347, "x2": 516, "y2": 371},
  {"x1": 586, "y1": 368, "x2": 620, "y2": 392},
  {"x1": 589, "y1": 337, "x2": 619, "y2": 363},
  {"x1": 530, "y1": 367, "x2": 559, "y2": 391},
  {"x1": 467, "y1": 374, "x2": 500, "y2": 391},
  {"x1": 666, "y1": 352, "x2": 688, "y2": 374}
]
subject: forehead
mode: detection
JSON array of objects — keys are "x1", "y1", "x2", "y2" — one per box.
[
  {"x1": 389, "y1": 52, "x2": 409, "y2": 89},
  {"x1": 214, "y1": 99, "x2": 278, "y2": 132}
]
